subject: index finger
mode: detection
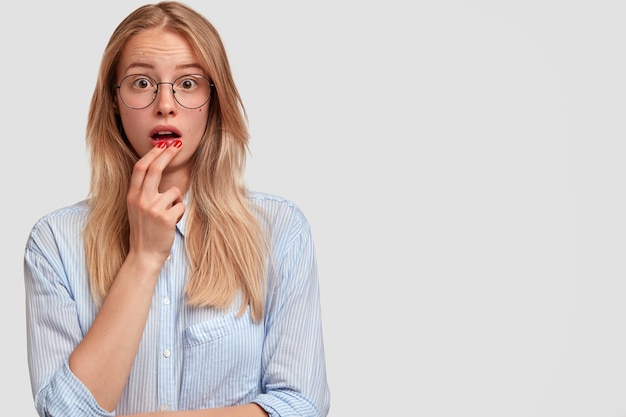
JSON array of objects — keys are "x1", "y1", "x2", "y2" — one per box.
[{"x1": 129, "y1": 141, "x2": 183, "y2": 192}]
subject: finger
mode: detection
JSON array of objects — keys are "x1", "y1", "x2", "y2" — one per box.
[
  {"x1": 129, "y1": 143, "x2": 169, "y2": 192},
  {"x1": 140, "y1": 141, "x2": 184, "y2": 193},
  {"x1": 150, "y1": 186, "x2": 184, "y2": 213},
  {"x1": 171, "y1": 200, "x2": 186, "y2": 225},
  {"x1": 157, "y1": 187, "x2": 186, "y2": 225}
]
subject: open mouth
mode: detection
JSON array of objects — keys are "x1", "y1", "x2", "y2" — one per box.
[{"x1": 151, "y1": 130, "x2": 181, "y2": 147}]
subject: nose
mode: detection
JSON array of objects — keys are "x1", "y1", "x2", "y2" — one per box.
[{"x1": 154, "y1": 82, "x2": 177, "y2": 115}]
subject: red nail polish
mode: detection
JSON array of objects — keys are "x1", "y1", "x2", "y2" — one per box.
[
  {"x1": 157, "y1": 141, "x2": 167, "y2": 149},
  {"x1": 173, "y1": 140, "x2": 183, "y2": 148}
]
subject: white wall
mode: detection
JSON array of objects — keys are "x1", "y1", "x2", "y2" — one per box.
[{"x1": 3, "y1": 1, "x2": 626, "y2": 416}]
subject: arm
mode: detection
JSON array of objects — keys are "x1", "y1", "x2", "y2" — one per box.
[
  {"x1": 25, "y1": 144, "x2": 186, "y2": 416},
  {"x1": 69, "y1": 143, "x2": 186, "y2": 412},
  {"x1": 67, "y1": 247, "x2": 165, "y2": 410},
  {"x1": 251, "y1": 203, "x2": 331, "y2": 417},
  {"x1": 120, "y1": 403, "x2": 267, "y2": 417},
  {"x1": 121, "y1": 202, "x2": 329, "y2": 416},
  {"x1": 25, "y1": 241, "x2": 115, "y2": 417}
]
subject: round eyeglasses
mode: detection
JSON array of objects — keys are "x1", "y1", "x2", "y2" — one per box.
[{"x1": 115, "y1": 74, "x2": 214, "y2": 110}]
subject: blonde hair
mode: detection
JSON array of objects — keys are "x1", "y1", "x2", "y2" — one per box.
[{"x1": 84, "y1": 1, "x2": 267, "y2": 320}]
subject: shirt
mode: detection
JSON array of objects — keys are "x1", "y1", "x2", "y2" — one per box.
[{"x1": 24, "y1": 191, "x2": 330, "y2": 417}]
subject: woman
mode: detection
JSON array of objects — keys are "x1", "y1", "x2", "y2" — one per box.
[{"x1": 23, "y1": 2, "x2": 330, "y2": 416}]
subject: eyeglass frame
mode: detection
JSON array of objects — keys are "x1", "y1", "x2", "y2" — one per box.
[{"x1": 114, "y1": 73, "x2": 215, "y2": 110}]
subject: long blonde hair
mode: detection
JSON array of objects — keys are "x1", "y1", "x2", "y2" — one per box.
[{"x1": 84, "y1": 1, "x2": 267, "y2": 320}]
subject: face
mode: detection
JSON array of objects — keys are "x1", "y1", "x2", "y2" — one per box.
[{"x1": 115, "y1": 28, "x2": 210, "y2": 174}]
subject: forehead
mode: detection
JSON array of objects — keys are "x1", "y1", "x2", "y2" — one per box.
[{"x1": 117, "y1": 28, "x2": 200, "y2": 75}]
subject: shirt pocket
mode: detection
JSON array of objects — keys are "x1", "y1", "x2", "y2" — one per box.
[{"x1": 179, "y1": 307, "x2": 264, "y2": 409}]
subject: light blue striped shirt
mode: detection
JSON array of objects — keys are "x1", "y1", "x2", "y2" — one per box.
[{"x1": 24, "y1": 191, "x2": 330, "y2": 417}]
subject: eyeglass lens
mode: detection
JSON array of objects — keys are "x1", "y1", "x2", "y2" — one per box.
[{"x1": 118, "y1": 74, "x2": 211, "y2": 109}]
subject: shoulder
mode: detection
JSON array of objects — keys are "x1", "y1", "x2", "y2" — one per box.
[
  {"x1": 247, "y1": 190, "x2": 298, "y2": 208},
  {"x1": 246, "y1": 190, "x2": 313, "y2": 242},
  {"x1": 30, "y1": 200, "x2": 89, "y2": 229},
  {"x1": 26, "y1": 200, "x2": 89, "y2": 249},
  {"x1": 247, "y1": 191, "x2": 309, "y2": 226}
]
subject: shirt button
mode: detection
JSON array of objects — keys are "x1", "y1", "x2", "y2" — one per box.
[
  {"x1": 163, "y1": 349, "x2": 171, "y2": 358},
  {"x1": 163, "y1": 297, "x2": 170, "y2": 305},
  {"x1": 160, "y1": 404, "x2": 169, "y2": 411}
]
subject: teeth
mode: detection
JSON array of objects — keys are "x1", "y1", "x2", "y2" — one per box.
[{"x1": 156, "y1": 131, "x2": 173, "y2": 135}]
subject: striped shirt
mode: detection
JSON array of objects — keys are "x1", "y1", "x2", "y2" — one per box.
[{"x1": 24, "y1": 191, "x2": 330, "y2": 416}]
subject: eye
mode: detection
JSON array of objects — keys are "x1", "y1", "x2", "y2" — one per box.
[
  {"x1": 176, "y1": 76, "x2": 199, "y2": 91},
  {"x1": 131, "y1": 76, "x2": 155, "y2": 90}
]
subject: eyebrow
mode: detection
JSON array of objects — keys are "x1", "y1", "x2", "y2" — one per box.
[{"x1": 124, "y1": 62, "x2": 205, "y2": 72}]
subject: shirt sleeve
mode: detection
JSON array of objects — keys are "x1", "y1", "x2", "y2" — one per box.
[
  {"x1": 253, "y1": 206, "x2": 331, "y2": 417},
  {"x1": 24, "y1": 224, "x2": 114, "y2": 417}
]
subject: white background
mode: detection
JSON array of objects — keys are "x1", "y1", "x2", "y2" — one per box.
[{"x1": 2, "y1": 1, "x2": 626, "y2": 416}]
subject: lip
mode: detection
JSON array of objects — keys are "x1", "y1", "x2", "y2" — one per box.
[{"x1": 150, "y1": 125, "x2": 182, "y2": 147}]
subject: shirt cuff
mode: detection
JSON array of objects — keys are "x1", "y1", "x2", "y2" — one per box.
[{"x1": 38, "y1": 361, "x2": 115, "y2": 417}]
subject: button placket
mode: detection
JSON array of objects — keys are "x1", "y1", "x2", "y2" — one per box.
[{"x1": 157, "y1": 245, "x2": 176, "y2": 411}]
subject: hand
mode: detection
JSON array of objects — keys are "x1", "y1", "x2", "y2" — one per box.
[{"x1": 126, "y1": 141, "x2": 186, "y2": 267}]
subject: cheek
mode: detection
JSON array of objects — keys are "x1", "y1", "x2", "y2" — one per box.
[
  {"x1": 192, "y1": 109, "x2": 209, "y2": 132},
  {"x1": 120, "y1": 110, "x2": 143, "y2": 134},
  {"x1": 119, "y1": 109, "x2": 131, "y2": 126},
  {"x1": 119, "y1": 111, "x2": 150, "y2": 153}
]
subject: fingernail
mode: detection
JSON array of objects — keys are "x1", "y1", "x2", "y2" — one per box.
[
  {"x1": 173, "y1": 140, "x2": 183, "y2": 148},
  {"x1": 157, "y1": 142, "x2": 167, "y2": 149}
]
